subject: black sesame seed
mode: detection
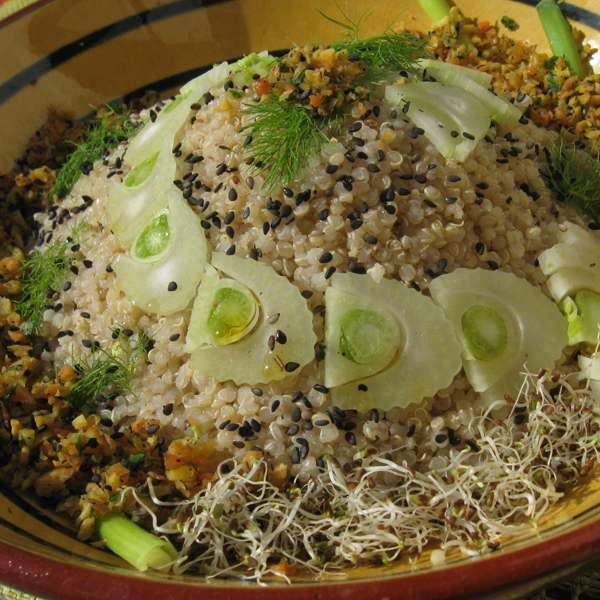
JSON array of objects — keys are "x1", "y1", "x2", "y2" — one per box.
[
  {"x1": 462, "y1": 132, "x2": 475, "y2": 140},
  {"x1": 168, "y1": 281, "x2": 178, "y2": 292},
  {"x1": 271, "y1": 399, "x2": 280, "y2": 412},
  {"x1": 407, "y1": 423, "x2": 416, "y2": 437},
  {"x1": 487, "y1": 260, "x2": 499, "y2": 270},
  {"x1": 147, "y1": 424, "x2": 160, "y2": 435},
  {"x1": 80, "y1": 312, "x2": 91, "y2": 319},
  {"x1": 291, "y1": 407, "x2": 302, "y2": 422},
  {"x1": 226, "y1": 245, "x2": 236, "y2": 255},
  {"x1": 251, "y1": 419, "x2": 261, "y2": 432},
  {"x1": 285, "y1": 362, "x2": 299, "y2": 372},
  {"x1": 513, "y1": 413, "x2": 527, "y2": 425},
  {"x1": 345, "y1": 431, "x2": 357, "y2": 445},
  {"x1": 315, "y1": 419, "x2": 329, "y2": 427},
  {"x1": 434, "y1": 433, "x2": 448, "y2": 444},
  {"x1": 364, "y1": 236, "x2": 378, "y2": 245},
  {"x1": 476, "y1": 242, "x2": 485, "y2": 255},
  {"x1": 465, "y1": 439, "x2": 479, "y2": 452},
  {"x1": 122, "y1": 329, "x2": 134, "y2": 337},
  {"x1": 228, "y1": 188, "x2": 238, "y2": 201},
  {"x1": 319, "y1": 252, "x2": 333, "y2": 264},
  {"x1": 227, "y1": 423, "x2": 240, "y2": 431},
  {"x1": 100, "y1": 417, "x2": 113, "y2": 428},
  {"x1": 424, "y1": 199, "x2": 437, "y2": 208},
  {"x1": 313, "y1": 384, "x2": 329, "y2": 394},
  {"x1": 163, "y1": 403, "x2": 174, "y2": 416},
  {"x1": 414, "y1": 174, "x2": 427, "y2": 184},
  {"x1": 291, "y1": 391, "x2": 303, "y2": 403},
  {"x1": 287, "y1": 424, "x2": 300, "y2": 436},
  {"x1": 301, "y1": 290, "x2": 313, "y2": 299},
  {"x1": 275, "y1": 330, "x2": 287, "y2": 345},
  {"x1": 450, "y1": 130, "x2": 459, "y2": 138},
  {"x1": 325, "y1": 266, "x2": 336, "y2": 279},
  {"x1": 367, "y1": 163, "x2": 380, "y2": 173},
  {"x1": 447, "y1": 175, "x2": 461, "y2": 182},
  {"x1": 292, "y1": 447, "x2": 300, "y2": 464}
]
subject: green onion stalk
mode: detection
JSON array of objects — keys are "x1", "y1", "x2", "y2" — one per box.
[
  {"x1": 96, "y1": 510, "x2": 178, "y2": 571},
  {"x1": 537, "y1": 0, "x2": 585, "y2": 79},
  {"x1": 416, "y1": 0, "x2": 475, "y2": 49}
]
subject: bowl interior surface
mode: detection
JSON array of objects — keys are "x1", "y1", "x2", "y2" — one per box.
[{"x1": 1, "y1": 1, "x2": 600, "y2": 599}]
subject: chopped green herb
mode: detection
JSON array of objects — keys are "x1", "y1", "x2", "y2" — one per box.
[
  {"x1": 51, "y1": 104, "x2": 141, "y2": 200},
  {"x1": 125, "y1": 452, "x2": 146, "y2": 469},
  {"x1": 66, "y1": 330, "x2": 149, "y2": 410},
  {"x1": 16, "y1": 220, "x2": 88, "y2": 335},
  {"x1": 501, "y1": 16, "x2": 519, "y2": 31},
  {"x1": 546, "y1": 72, "x2": 562, "y2": 93},
  {"x1": 543, "y1": 55, "x2": 559, "y2": 71},
  {"x1": 542, "y1": 135, "x2": 600, "y2": 222},
  {"x1": 321, "y1": 6, "x2": 429, "y2": 85},
  {"x1": 241, "y1": 96, "x2": 345, "y2": 191}
]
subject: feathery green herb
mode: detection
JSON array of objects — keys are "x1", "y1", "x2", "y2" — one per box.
[
  {"x1": 16, "y1": 221, "x2": 88, "y2": 335},
  {"x1": 51, "y1": 104, "x2": 141, "y2": 201},
  {"x1": 67, "y1": 329, "x2": 149, "y2": 410},
  {"x1": 241, "y1": 97, "x2": 345, "y2": 192},
  {"x1": 321, "y1": 7, "x2": 429, "y2": 84},
  {"x1": 542, "y1": 135, "x2": 600, "y2": 222}
]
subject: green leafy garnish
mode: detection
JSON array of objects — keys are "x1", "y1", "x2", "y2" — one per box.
[
  {"x1": 543, "y1": 56, "x2": 559, "y2": 71},
  {"x1": 322, "y1": 6, "x2": 429, "y2": 85},
  {"x1": 542, "y1": 135, "x2": 600, "y2": 222},
  {"x1": 66, "y1": 330, "x2": 149, "y2": 410},
  {"x1": 546, "y1": 72, "x2": 562, "y2": 94},
  {"x1": 16, "y1": 220, "x2": 88, "y2": 335},
  {"x1": 51, "y1": 104, "x2": 141, "y2": 200},
  {"x1": 501, "y1": 16, "x2": 519, "y2": 31},
  {"x1": 241, "y1": 97, "x2": 345, "y2": 191}
]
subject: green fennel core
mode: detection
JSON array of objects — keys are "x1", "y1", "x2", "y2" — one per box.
[
  {"x1": 134, "y1": 212, "x2": 170, "y2": 259},
  {"x1": 207, "y1": 287, "x2": 254, "y2": 344},
  {"x1": 340, "y1": 309, "x2": 393, "y2": 364},
  {"x1": 461, "y1": 305, "x2": 507, "y2": 361}
]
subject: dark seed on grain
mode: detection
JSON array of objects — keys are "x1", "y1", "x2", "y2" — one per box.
[
  {"x1": 345, "y1": 431, "x2": 357, "y2": 445},
  {"x1": 242, "y1": 207, "x2": 250, "y2": 219},
  {"x1": 248, "y1": 248, "x2": 258, "y2": 261},
  {"x1": 300, "y1": 445, "x2": 309, "y2": 459},
  {"x1": 287, "y1": 424, "x2": 300, "y2": 436},
  {"x1": 168, "y1": 281, "x2": 178, "y2": 292},
  {"x1": 70, "y1": 265, "x2": 79, "y2": 275},
  {"x1": 228, "y1": 188, "x2": 238, "y2": 202},
  {"x1": 292, "y1": 447, "x2": 300, "y2": 464},
  {"x1": 313, "y1": 384, "x2": 329, "y2": 394},
  {"x1": 319, "y1": 252, "x2": 333, "y2": 264},
  {"x1": 325, "y1": 266, "x2": 336, "y2": 279},
  {"x1": 325, "y1": 164, "x2": 338, "y2": 175},
  {"x1": 82, "y1": 339, "x2": 92, "y2": 349},
  {"x1": 447, "y1": 175, "x2": 461, "y2": 182},
  {"x1": 462, "y1": 132, "x2": 475, "y2": 140},
  {"x1": 487, "y1": 260, "x2": 499, "y2": 270},
  {"x1": 122, "y1": 329, "x2": 133, "y2": 337},
  {"x1": 314, "y1": 304, "x2": 325, "y2": 313},
  {"x1": 513, "y1": 413, "x2": 527, "y2": 425},
  {"x1": 291, "y1": 407, "x2": 302, "y2": 422},
  {"x1": 100, "y1": 417, "x2": 113, "y2": 428},
  {"x1": 224, "y1": 211, "x2": 235, "y2": 225},
  {"x1": 364, "y1": 236, "x2": 378, "y2": 245},
  {"x1": 271, "y1": 216, "x2": 281, "y2": 229},
  {"x1": 285, "y1": 362, "x2": 300, "y2": 372},
  {"x1": 147, "y1": 424, "x2": 160, "y2": 435},
  {"x1": 465, "y1": 440, "x2": 479, "y2": 452},
  {"x1": 424, "y1": 199, "x2": 437, "y2": 208},
  {"x1": 244, "y1": 435, "x2": 258, "y2": 441},
  {"x1": 268, "y1": 335, "x2": 275, "y2": 351},
  {"x1": 80, "y1": 312, "x2": 91, "y2": 319},
  {"x1": 301, "y1": 290, "x2": 313, "y2": 299},
  {"x1": 271, "y1": 399, "x2": 280, "y2": 412},
  {"x1": 450, "y1": 130, "x2": 459, "y2": 138},
  {"x1": 435, "y1": 433, "x2": 448, "y2": 444},
  {"x1": 268, "y1": 313, "x2": 280, "y2": 324},
  {"x1": 407, "y1": 423, "x2": 416, "y2": 437},
  {"x1": 445, "y1": 196, "x2": 458, "y2": 204},
  {"x1": 476, "y1": 242, "x2": 485, "y2": 255},
  {"x1": 251, "y1": 419, "x2": 261, "y2": 432},
  {"x1": 291, "y1": 391, "x2": 303, "y2": 403},
  {"x1": 163, "y1": 403, "x2": 174, "y2": 416},
  {"x1": 414, "y1": 174, "x2": 427, "y2": 184},
  {"x1": 233, "y1": 441, "x2": 245, "y2": 448},
  {"x1": 227, "y1": 423, "x2": 240, "y2": 431},
  {"x1": 367, "y1": 163, "x2": 380, "y2": 173},
  {"x1": 517, "y1": 93, "x2": 526, "y2": 102},
  {"x1": 315, "y1": 419, "x2": 329, "y2": 427},
  {"x1": 476, "y1": 182, "x2": 489, "y2": 190},
  {"x1": 201, "y1": 220, "x2": 211, "y2": 230},
  {"x1": 497, "y1": 158, "x2": 509, "y2": 164},
  {"x1": 275, "y1": 330, "x2": 287, "y2": 345}
]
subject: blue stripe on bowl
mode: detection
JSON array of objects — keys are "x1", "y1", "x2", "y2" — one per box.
[{"x1": 0, "y1": 0, "x2": 233, "y2": 107}]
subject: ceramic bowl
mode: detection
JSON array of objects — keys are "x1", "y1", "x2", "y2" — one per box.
[{"x1": 1, "y1": 1, "x2": 600, "y2": 599}]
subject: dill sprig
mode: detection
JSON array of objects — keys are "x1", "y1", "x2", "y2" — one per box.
[
  {"x1": 67, "y1": 330, "x2": 149, "y2": 410},
  {"x1": 320, "y1": 5, "x2": 429, "y2": 84},
  {"x1": 541, "y1": 135, "x2": 600, "y2": 222},
  {"x1": 51, "y1": 104, "x2": 141, "y2": 201},
  {"x1": 16, "y1": 221, "x2": 88, "y2": 335},
  {"x1": 241, "y1": 97, "x2": 345, "y2": 192}
]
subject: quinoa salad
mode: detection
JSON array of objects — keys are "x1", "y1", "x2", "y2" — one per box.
[{"x1": 2, "y1": 4, "x2": 600, "y2": 581}]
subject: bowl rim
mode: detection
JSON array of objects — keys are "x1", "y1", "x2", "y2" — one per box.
[{"x1": 2, "y1": 505, "x2": 600, "y2": 600}]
